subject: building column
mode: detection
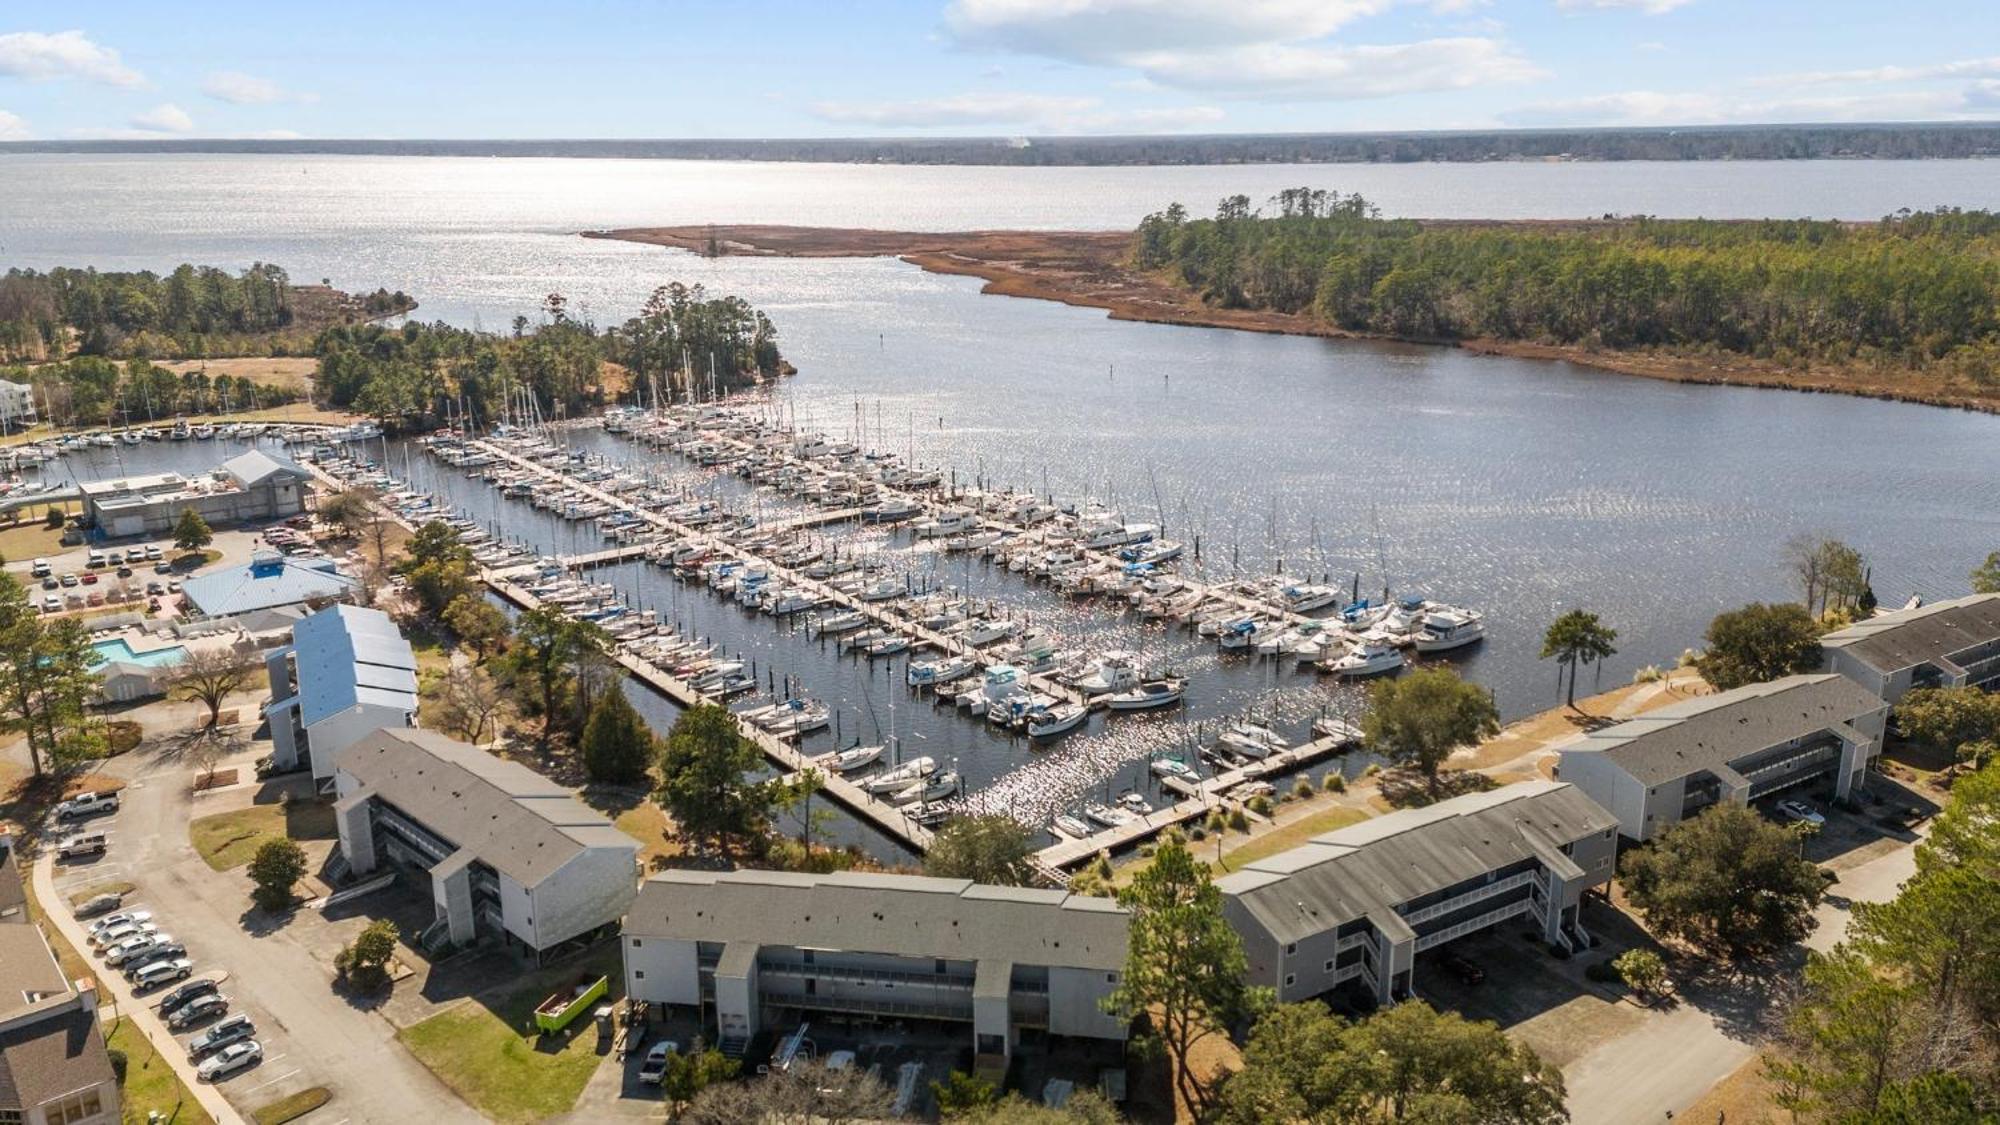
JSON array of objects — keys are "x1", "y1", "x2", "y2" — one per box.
[
  {"x1": 334, "y1": 794, "x2": 376, "y2": 875},
  {"x1": 433, "y1": 861, "x2": 475, "y2": 946}
]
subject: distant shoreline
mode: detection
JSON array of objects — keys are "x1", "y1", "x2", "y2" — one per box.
[
  {"x1": 588, "y1": 224, "x2": 2000, "y2": 416},
  {"x1": 5, "y1": 122, "x2": 2000, "y2": 166}
]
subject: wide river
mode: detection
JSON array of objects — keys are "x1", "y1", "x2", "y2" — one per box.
[{"x1": 11, "y1": 153, "x2": 2000, "y2": 848}]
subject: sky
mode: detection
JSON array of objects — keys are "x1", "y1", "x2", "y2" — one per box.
[{"x1": 1, "y1": 1, "x2": 1996, "y2": 141}]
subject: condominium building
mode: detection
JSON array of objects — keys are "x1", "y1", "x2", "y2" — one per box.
[
  {"x1": 264, "y1": 603, "x2": 418, "y2": 783},
  {"x1": 1218, "y1": 781, "x2": 1618, "y2": 1008},
  {"x1": 621, "y1": 870, "x2": 1131, "y2": 1059},
  {"x1": 1557, "y1": 673, "x2": 1888, "y2": 842},
  {"x1": 0, "y1": 839, "x2": 118, "y2": 1125},
  {"x1": 1821, "y1": 592, "x2": 2000, "y2": 703},
  {"x1": 332, "y1": 728, "x2": 638, "y2": 961}
]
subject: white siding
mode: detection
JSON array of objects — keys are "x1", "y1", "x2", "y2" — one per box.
[
  {"x1": 1046, "y1": 966, "x2": 1124, "y2": 1039},
  {"x1": 307, "y1": 702, "x2": 414, "y2": 781},
  {"x1": 527, "y1": 847, "x2": 637, "y2": 949},
  {"x1": 624, "y1": 936, "x2": 701, "y2": 1006}
]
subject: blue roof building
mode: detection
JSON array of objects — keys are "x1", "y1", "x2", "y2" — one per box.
[
  {"x1": 263, "y1": 603, "x2": 418, "y2": 782},
  {"x1": 182, "y1": 552, "x2": 360, "y2": 619}
]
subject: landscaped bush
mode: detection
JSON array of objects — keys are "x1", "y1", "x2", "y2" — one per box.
[
  {"x1": 1323, "y1": 771, "x2": 1346, "y2": 792},
  {"x1": 1230, "y1": 807, "x2": 1252, "y2": 832},
  {"x1": 1294, "y1": 777, "x2": 1316, "y2": 798}
]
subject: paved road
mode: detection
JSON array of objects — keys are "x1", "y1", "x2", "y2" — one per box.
[
  {"x1": 74, "y1": 739, "x2": 484, "y2": 1125},
  {"x1": 1562, "y1": 828, "x2": 1920, "y2": 1124}
]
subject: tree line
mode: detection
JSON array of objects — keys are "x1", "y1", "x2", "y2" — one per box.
[
  {"x1": 0, "y1": 263, "x2": 299, "y2": 361},
  {"x1": 1135, "y1": 194, "x2": 2000, "y2": 384},
  {"x1": 0, "y1": 355, "x2": 305, "y2": 428},
  {"x1": 314, "y1": 283, "x2": 785, "y2": 428}
]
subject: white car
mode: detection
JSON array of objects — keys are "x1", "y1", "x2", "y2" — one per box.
[
  {"x1": 131, "y1": 957, "x2": 194, "y2": 991},
  {"x1": 638, "y1": 1040, "x2": 679, "y2": 1085},
  {"x1": 91, "y1": 920, "x2": 158, "y2": 949},
  {"x1": 1776, "y1": 799, "x2": 1826, "y2": 827},
  {"x1": 106, "y1": 932, "x2": 173, "y2": 967},
  {"x1": 196, "y1": 1040, "x2": 262, "y2": 1082},
  {"x1": 89, "y1": 910, "x2": 151, "y2": 936}
]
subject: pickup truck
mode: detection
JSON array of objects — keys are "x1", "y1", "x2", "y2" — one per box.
[{"x1": 55, "y1": 791, "x2": 119, "y2": 820}]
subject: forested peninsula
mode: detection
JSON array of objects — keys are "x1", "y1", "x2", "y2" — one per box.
[
  {"x1": 598, "y1": 198, "x2": 2000, "y2": 412},
  {"x1": 1, "y1": 266, "x2": 788, "y2": 430}
]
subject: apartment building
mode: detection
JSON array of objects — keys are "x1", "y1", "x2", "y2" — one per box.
[{"x1": 264, "y1": 603, "x2": 418, "y2": 783}]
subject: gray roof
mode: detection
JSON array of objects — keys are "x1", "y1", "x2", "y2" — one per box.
[
  {"x1": 1566, "y1": 673, "x2": 1886, "y2": 786},
  {"x1": 627, "y1": 869, "x2": 1130, "y2": 972},
  {"x1": 183, "y1": 553, "x2": 358, "y2": 617},
  {"x1": 0, "y1": 926, "x2": 70, "y2": 1022},
  {"x1": 1821, "y1": 593, "x2": 2000, "y2": 675},
  {"x1": 0, "y1": 1004, "x2": 113, "y2": 1114},
  {"x1": 0, "y1": 842, "x2": 25, "y2": 923},
  {"x1": 292, "y1": 604, "x2": 418, "y2": 727},
  {"x1": 221, "y1": 448, "x2": 311, "y2": 488},
  {"x1": 1217, "y1": 781, "x2": 1617, "y2": 948},
  {"x1": 334, "y1": 728, "x2": 636, "y2": 888}
]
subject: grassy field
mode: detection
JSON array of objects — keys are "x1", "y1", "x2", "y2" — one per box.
[
  {"x1": 0, "y1": 501, "x2": 82, "y2": 560},
  {"x1": 251, "y1": 1085, "x2": 331, "y2": 1125},
  {"x1": 396, "y1": 948, "x2": 620, "y2": 1123},
  {"x1": 108, "y1": 1018, "x2": 215, "y2": 1125},
  {"x1": 1209, "y1": 803, "x2": 1373, "y2": 873},
  {"x1": 189, "y1": 798, "x2": 337, "y2": 871},
  {"x1": 158, "y1": 357, "x2": 319, "y2": 392}
]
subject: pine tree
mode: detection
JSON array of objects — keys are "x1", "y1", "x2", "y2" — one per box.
[{"x1": 581, "y1": 683, "x2": 654, "y2": 784}]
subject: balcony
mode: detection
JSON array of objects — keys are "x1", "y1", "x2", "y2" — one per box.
[
  {"x1": 1415, "y1": 897, "x2": 1536, "y2": 953},
  {"x1": 1401, "y1": 870, "x2": 1540, "y2": 926},
  {"x1": 1337, "y1": 931, "x2": 1373, "y2": 954},
  {"x1": 758, "y1": 960, "x2": 977, "y2": 991},
  {"x1": 759, "y1": 990, "x2": 971, "y2": 1023}
]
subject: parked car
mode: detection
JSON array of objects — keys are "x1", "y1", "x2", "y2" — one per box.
[
  {"x1": 167, "y1": 993, "x2": 228, "y2": 1030},
  {"x1": 106, "y1": 932, "x2": 175, "y2": 967},
  {"x1": 1776, "y1": 799, "x2": 1826, "y2": 827},
  {"x1": 160, "y1": 978, "x2": 221, "y2": 1018},
  {"x1": 60, "y1": 572, "x2": 79, "y2": 587},
  {"x1": 638, "y1": 1040, "x2": 679, "y2": 1084},
  {"x1": 88, "y1": 910, "x2": 151, "y2": 937},
  {"x1": 56, "y1": 790, "x2": 119, "y2": 819},
  {"x1": 116, "y1": 566, "x2": 133, "y2": 578},
  {"x1": 30, "y1": 558, "x2": 51, "y2": 577},
  {"x1": 131, "y1": 957, "x2": 194, "y2": 990},
  {"x1": 196, "y1": 1040, "x2": 262, "y2": 1082},
  {"x1": 1438, "y1": 950, "x2": 1486, "y2": 985},
  {"x1": 90, "y1": 921, "x2": 157, "y2": 949},
  {"x1": 144, "y1": 544, "x2": 164, "y2": 560},
  {"x1": 75, "y1": 892, "x2": 126, "y2": 918},
  {"x1": 188, "y1": 1014, "x2": 255, "y2": 1059},
  {"x1": 146, "y1": 581, "x2": 164, "y2": 595},
  {"x1": 56, "y1": 833, "x2": 106, "y2": 860},
  {"x1": 40, "y1": 576, "x2": 56, "y2": 590},
  {"x1": 124, "y1": 943, "x2": 188, "y2": 977},
  {"x1": 41, "y1": 595, "x2": 61, "y2": 613},
  {"x1": 80, "y1": 572, "x2": 98, "y2": 586},
  {"x1": 154, "y1": 560, "x2": 172, "y2": 575}
]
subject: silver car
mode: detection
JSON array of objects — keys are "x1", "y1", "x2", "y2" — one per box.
[
  {"x1": 106, "y1": 932, "x2": 173, "y2": 967},
  {"x1": 196, "y1": 1040, "x2": 262, "y2": 1082},
  {"x1": 131, "y1": 957, "x2": 193, "y2": 991},
  {"x1": 88, "y1": 909, "x2": 151, "y2": 937},
  {"x1": 91, "y1": 921, "x2": 158, "y2": 949}
]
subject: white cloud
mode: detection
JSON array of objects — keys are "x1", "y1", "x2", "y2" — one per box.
[
  {"x1": 1127, "y1": 37, "x2": 1542, "y2": 99},
  {"x1": 0, "y1": 29, "x2": 143, "y2": 86},
  {"x1": 810, "y1": 91, "x2": 1223, "y2": 132},
  {"x1": 129, "y1": 103, "x2": 194, "y2": 134},
  {"x1": 0, "y1": 110, "x2": 29, "y2": 141},
  {"x1": 944, "y1": 0, "x2": 1539, "y2": 101},
  {"x1": 1757, "y1": 56, "x2": 2000, "y2": 88},
  {"x1": 201, "y1": 70, "x2": 315, "y2": 105},
  {"x1": 1556, "y1": 0, "x2": 1693, "y2": 13}
]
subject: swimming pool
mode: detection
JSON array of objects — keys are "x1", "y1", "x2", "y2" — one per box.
[{"x1": 89, "y1": 639, "x2": 189, "y2": 669}]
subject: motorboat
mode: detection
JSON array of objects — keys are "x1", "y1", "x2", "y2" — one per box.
[
  {"x1": 1083, "y1": 802, "x2": 1136, "y2": 829},
  {"x1": 828, "y1": 744, "x2": 884, "y2": 772},
  {"x1": 759, "y1": 698, "x2": 831, "y2": 737},
  {"x1": 1321, "y1": 641, "x2": 1406, "y2": 678},
  {"x1": 1282, "y1": 584, "x2": 1342, "y2": 614},
  {"x1": 1051, "y1": 814, "x2": 1093, "y2": 839},
  {"x1": 767, "y1": 590, "x2": 822, "y2": 616},
  {"x1": 862, "y1": 497, "x2": 922, "y2": 523},
  {"x1": 954, "y1": 618, "x2": 1016, "y2": 646},
  {"x1": 907, "y1": 655, "x2": 977, "y2": 689},
  {"x1": 1218, "y1": 722, "x2": 1288, "y2": 760},
  {"x1": 913, "y1": 508, "x2": 977, "y2": 538},
  {"x1": 1106, "y1": 678, "x2": 1185, "y2": 711},
  {"x1": 1070, "y1": 651, "x2": 1140, "y2": 696},
  {"x1": 890, "y1": 770, "x2": 960, "y2": 805},
  {"x1": 1412, "y1": 609, "x2": 1486, "y2": 653},
  {"x1": 862, "y1": 634, "x2": 911, "y2": 658},
  {"x1": 1150, "y1": 756, "x2": 1198, "y2": 781},
  {"x1": 1026, "y1": 703, "x2": 1087, "y2": 739},
  {"x1": 862, "y1": 756, "x2": 937, "y2": 793},
  {"x1": 944, "y1": 530, "x2": 1003, "y2": 552},
  {"x1": 1312, "y1": 715, "x2": 1364, "y2": 744},
  {"x1": 1117, "y1": 792, "x2": 1154, "y2": 816},
  {"x1": 1218, "y1": 618, "x2": 1279, "y2": 651},
  {"x1": 814, "y1": 610, "x2": 868, "y2": 635}
]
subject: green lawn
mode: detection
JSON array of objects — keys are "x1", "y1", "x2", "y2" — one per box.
[
  {"x1": 108, "y1": 1018, "x2": 214, "y2": 1125},
  {"x1": 396, "y1": 950, "x2": 620, "y2": 1123},
  {"x1": 188, "y1": 799, "x2": 336, "y2": 871}
]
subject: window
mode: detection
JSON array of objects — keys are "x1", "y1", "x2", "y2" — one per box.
[
  {"x1": 0, "y1": 1109, "x2": 22, "y2": 1125},
  {"x1": 631, "y1": 939, "x2": 642, "y2": 948},
  {"x1": 1324, "y1": 960, "x2": 1335, "y2": 973},
  {"x1": 43, "y1": 1089, "x2": 103, "y2": 1124},
  {"x1": 634, "y1": 971, "x2": 645, "y2": 980},
  {"x1": 1106, "y1": 972, "x2": 1117, "y2": 984},
  {"x1": 935, "y1": 959, "x2": 947, "y2": 976},
  {"x1": 1284, "y1": 942, "x2": 1297, "y2": 955},
  {"x1": 1283, "y1": 974, "x2": 1296, "y2": 988}
]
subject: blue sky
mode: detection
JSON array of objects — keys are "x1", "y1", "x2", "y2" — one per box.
[{"x1": 2, "y1": 1, "x2": 1995, "y2": 140}]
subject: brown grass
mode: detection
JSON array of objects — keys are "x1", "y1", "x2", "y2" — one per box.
[
  {"x1": 1682, "y1": 1055, "x2": 1785, "y2": 1125},
  {"x1": 591, "y1": 225, "x2": 2000, "y2": 415},
  {"x1": 156, "y1": 356, "x2": 320, "y2": 392}
]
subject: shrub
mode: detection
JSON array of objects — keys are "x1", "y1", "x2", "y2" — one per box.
[
  {"x1": 1632, "y1": 664, "x2": 1663, "y2": 684},
  {"x1": 1363, "y1": 763, "x2": 1381, "y2": 778},
  {"x1": 107, "y1": 1048, "x2": 128, "y2": 1085},
  {"x1": 1229, "y1": 807, "x2": 1251, "y2": 833},
  {"x1": 1323, "y1": 771, "x2": 1346, "y2": 793},
  {"x1": 1294, "y1": 777, "x2": 1315, "y2": 798},
  {"x1": 1247, "y1": 796, "x2": 1272, "y2": 818},
  {"x1": 1187, "y1": 826, "x2": 1206, "y2": 841}
]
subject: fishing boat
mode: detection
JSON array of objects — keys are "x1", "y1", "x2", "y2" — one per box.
[
  {"x1": 1117, "y1": 792, "x2": 1154, "y2": 816},
  {"x1": 1412, "y1": 609, "x2": 1486, "y2": 653},
  {"x1": 1026, "y1": 703, "x2": 1087, "y2": 739},
  {"x1": 907, "y1": 654, "x2": 977, "y2": 689},
  {"x1": 862, "y1": 756, "x2": 937, "y2": 793},
  {"x1": 828, "y1": 744, "x2": 884, "y2": 772},
  {"x1": 1321, "y1": 641, "x2": 1406, "y2": 678},
  {"x1": 1070, "y1": 651, "x2": 1140, "y2": 695},
  {"x1": 1106, "y1": 678, "x2": 1185, "y2": 711}
]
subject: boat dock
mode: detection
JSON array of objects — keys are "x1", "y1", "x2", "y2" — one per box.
[
  {"x1": 1033, "y1": 725, "x2": 1363, "y2": 868},
  {"x1": 482, "y1": 562, "x2": 939, "y2": 852},
  {"x1": 469, "y1": 439, "x2": 1087, "y2": 708}
]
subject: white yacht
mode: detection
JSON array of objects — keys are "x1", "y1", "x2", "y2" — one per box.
[
  {"x1": 1218, "y1": 722, "x2": 1288, "y2": 760},
  {"x1": 1412, "y1": 609, "x2": 1486, "y2": 653},
  {"x1": 1322, "y1": 641, "x2": 1406, "y2": 678},
  {"x1": 1026, "y1": 703, "x2": 1087, "y2": 739},
  {"x1": 862, "y1": 756, "x2": 937, "y2": 793}
]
